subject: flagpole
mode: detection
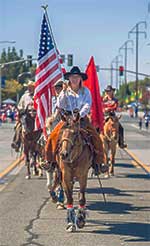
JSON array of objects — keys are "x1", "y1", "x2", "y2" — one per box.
[
  {"x1": 41, "y1": 5, "x2": 63, "y2": 77},
  {"x1": 41, "y1": 5, "x2": 75, "y2": 118}
]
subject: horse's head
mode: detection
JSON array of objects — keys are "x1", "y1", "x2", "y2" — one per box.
[
  {"x1": 21, "y1": 104, "x2": 36, "y2": 134},
  {"x1": 26, "y1": 104, "x2": 36, "y2": 119},
  {"x1": 104, "y1": 116, "x2": 119, "y2": 141},
  {"x1": 59, "y1": 110, "x2": 82, "y2": 163}
]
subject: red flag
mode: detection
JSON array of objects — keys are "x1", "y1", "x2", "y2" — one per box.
[
  {"x1": 34, "y1": 14, "x2": 62, "y2": 130},
  {"x1": 84, "y1": 56, "x2": 104, "y2": 131}
]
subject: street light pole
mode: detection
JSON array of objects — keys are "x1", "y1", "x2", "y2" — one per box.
[
  {"x1": 119, "y1": 40, "x2": 133, "y2": 85},
  {"x1": 111, "y1": 55, "x2": 122, "y2": 89}
]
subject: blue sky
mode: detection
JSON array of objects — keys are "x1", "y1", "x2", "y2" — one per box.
[{"x1": 0, "y1": 0, "x2": 150, "y2": 90}]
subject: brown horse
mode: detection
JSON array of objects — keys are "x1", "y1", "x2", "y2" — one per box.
[
  {"x1": 100, "y1": 116, "x2": 119, "y2": 177},
  {"x1": 56, "y1": 113, "x2": 92, "y2": 232},
  {"x1": 21, "y1": 106, "x2": 42, "y2": 179}
]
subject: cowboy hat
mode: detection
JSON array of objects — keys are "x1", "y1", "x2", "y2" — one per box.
[
  {"x1": 105, "y1": 85, "x2": 116, "y2": 92},
  {"x1": 64, "y1": 66, "x2": 88, "y2": 81}
]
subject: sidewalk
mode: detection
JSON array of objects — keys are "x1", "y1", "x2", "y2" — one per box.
[{"x1": 0, "y1": 123, "x2": 20, "y2": 173}]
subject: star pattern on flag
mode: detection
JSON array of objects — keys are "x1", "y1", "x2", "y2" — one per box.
[{"x1": 38, "y1": 14, "x2": 54, "y2": 59}]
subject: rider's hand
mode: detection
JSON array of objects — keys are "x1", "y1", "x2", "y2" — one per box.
[
  {"x1": 63, "y1": 83, "x2": 68, "y2": 91},
  {"x1": 105, "y1": 108, "x2": 110, "y2": 112},
  {"x1": 46, "y1": 116, "x2": 54, "y2": 127}
]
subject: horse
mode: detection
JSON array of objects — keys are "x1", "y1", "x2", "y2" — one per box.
[
  {"x1": 20, "y1": 105, "x2": 42, "y2": 179},
  {"x1": 56, "y1": 111, "x2": 93, "y2": 232},
  {"x1": 39, "y1": 116, "x2": 65, "y2": 209},
  {"x1": 100, "y1": 115, "x2": 119, "y2": 178}
]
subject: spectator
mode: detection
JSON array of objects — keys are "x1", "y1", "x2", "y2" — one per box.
[{"x1": 138, "y1": 117, "x2": 142, "y2": 130}]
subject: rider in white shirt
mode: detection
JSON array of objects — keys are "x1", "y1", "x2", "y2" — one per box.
[{"x1": 11, "y1": 80, "x2": 35, "y2": 151}]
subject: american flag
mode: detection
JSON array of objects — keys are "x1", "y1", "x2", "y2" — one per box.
[{"x1": 34, "y1": 14, "x2": 62, "y2": 130}]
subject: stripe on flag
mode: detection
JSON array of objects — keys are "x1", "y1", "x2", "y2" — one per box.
[{"x1": 34, "y1": 13, "x2": 62, "y2": 130}]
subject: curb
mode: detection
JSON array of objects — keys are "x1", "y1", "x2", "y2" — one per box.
[
  {"x1": 124, "y1": 148, "x2": 150, "y2": 175},
  {"x1": 0, "y1": 155, "x2": 24, "y2": 180}
]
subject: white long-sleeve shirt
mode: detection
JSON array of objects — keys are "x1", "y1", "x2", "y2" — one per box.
[
  {"x1": 18, "y1": 90, "x2": 34, "y2": 110},
  {"x1": 56, "y1": 86, "x2": 92, "y2": 118}
]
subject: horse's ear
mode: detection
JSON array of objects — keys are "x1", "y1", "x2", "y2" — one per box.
[
  {"x1": 59, "y1": 109, "x2": 67, "y2": 122},
  {"x1": 75, "y1": 112, "x2": 80, "y2": 122},
  {"x1": 61, "y1": 114, "x2": 67, "y2": 122},
  {"x1": 105, "y1": 116, "x2": 110, "y2": 123},
  {"x1": 117, "y1": 114, "x2": 122, "y2": 120},
  {"x1": 73, "y1": 108, "x2": 80, "y2": 122}
]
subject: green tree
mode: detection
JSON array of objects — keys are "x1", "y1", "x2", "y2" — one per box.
[
  {"x1": 117, "y1": 77, "x2": 150, "y2": 107},
  {"x1": 2, "y1": 79, "x2": 23, "y2": 101},
  {"x1": 0, "y1": 47, "x2": 36, "y2": 81}
]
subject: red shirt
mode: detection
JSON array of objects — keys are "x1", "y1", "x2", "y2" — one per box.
[{"x1": 103, "y1": 95, "x2": 118, "y2": 113}]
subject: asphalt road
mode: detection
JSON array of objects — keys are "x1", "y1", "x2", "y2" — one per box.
[{"x1": 0, "y1": 118, "x2": 150, "y2": 246}]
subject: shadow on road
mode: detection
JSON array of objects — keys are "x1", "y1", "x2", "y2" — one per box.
[
  {"x1": 86, "y1": 186, "x2": 132, "y2": 197},
  {"x1": 86, "y1": 220, "x2": 150, "y2": 242},
  {"x1": 87, "y1": 200, "x2": 150, "y2": 214}
]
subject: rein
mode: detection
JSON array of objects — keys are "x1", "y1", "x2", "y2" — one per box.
[{"x1": 60, "y1": 138, "x2": 74, "y2": 147}]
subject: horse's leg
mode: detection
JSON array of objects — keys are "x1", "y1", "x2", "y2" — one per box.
[
  {"x1": 76, "y1": 172, "x2": 88, "y2": 229},
  {"x1": 78, "y1": 176, "x2": 87, "y2": 208},
  {"x1": 61, "y1": 167, "x2": 76, "y2": 232},
  {"x1": 109, "y1": 143, "x2": 116, "y2": 176},
  {"x1": 24, "y1": 146, "x2": 31, "y2": 179},
  {"x1": 62, "y1": 169, "x2": 73, "y2": 207},
  {"x1": 56, "y1": 183, "x2": 65, "y2": 209},
  {"x1": 46, "y1": 170, "x2": 58, "y2": 203},
  {"x1": 32, "y1": 151, "x2": 39, "y2": 176},
  {"x1": 104, "y1": 142, "x2": 110, "y2": 178}
]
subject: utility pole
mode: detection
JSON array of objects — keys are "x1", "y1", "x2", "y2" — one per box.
[
  {"x1": 119, "y1": 40, "x2": 133, "y2": 85},
  {"x1": 110, "y1": 62, "x2": 113, "y2": 86},
  {"x1": 111, "y1": 55, "x2": 122, "y2": 89},
  {"x1": 128, "y1": 21, "x2": 147, "y2": 103}
]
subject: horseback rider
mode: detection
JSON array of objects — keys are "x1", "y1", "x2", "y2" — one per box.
[
  {"x1": 44, "y1": 66, "x2": 105, "y2": 174},
  {"x1": 11, "y1": 80, "x2": 35, "y2": 151},
  {"x1": 103, "y1": 85, "x2": 127, "y2": 148},
  {"x1": 46, "y1": 78, "x2": 64, "y2": 133}
]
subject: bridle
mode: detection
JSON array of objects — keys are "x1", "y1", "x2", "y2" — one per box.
[
  {"x1": 104, "y1": 118, "x2": 118, "y2": 143},
  {"x1": 59, "y1": 130, "x2": 83, "y2": 164}
]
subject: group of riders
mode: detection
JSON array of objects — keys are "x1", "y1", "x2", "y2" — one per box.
[{"x1": 11, "y1": 66, "x2": 127, "y2": 175}]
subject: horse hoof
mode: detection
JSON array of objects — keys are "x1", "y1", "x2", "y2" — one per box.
[
  {"x1": 56, "y1": 203, "x2": 65, "y2": 210},
  {"x1": 110, "y1": 172, "x2": 114, "y2": 177},
  {"x1": 66, "y1": 223, "x2": 76, "y2": 232},
  {"x1": 50, "y1": 191, "x2": 58, "y2": 203},
  {"x1": 104, "y1": 174, "x2": 109, "y2": 179},
  {"x1": 76, "y1": 219, "x2": 85, "y2": 229},
  {"x1": 76, "y1": 209, "x2": 86, "y2": 228},
  {"x1": 25, "y1": 175, "x2": 31, "y2": 180},
  {"x1": 33, "y1": 170, "x2": 39, "y2": 176}
]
